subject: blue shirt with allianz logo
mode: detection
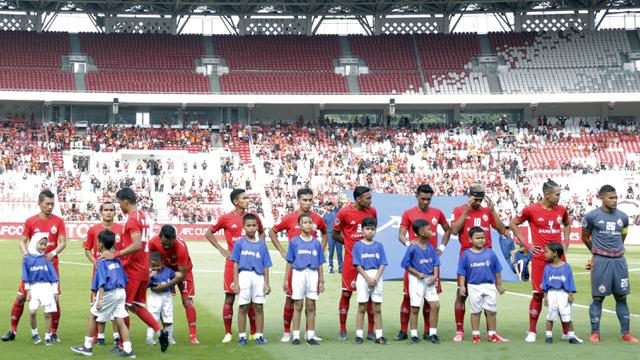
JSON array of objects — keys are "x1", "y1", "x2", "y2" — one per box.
[
  {"x1": 457, "y1": 248, "x2": 502, "y2": 285},
  {"x1": 401, "y1": 243, "x2": 440, "y2": 276},
  {"x1": 353, "y1": 241, "x2": 388, "y2": 270},
  {"x1": 286, "y1": 235, "x2": 326, "y2": 270},
  {"x1": 231, "y1": 237, "x2": 272, "y2": 275}
]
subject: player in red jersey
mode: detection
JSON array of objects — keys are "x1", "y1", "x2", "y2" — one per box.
[
  {"x1": 395, "y1": 184, "x2": 451, "y2": 341},
  {"x1": 268, "y1": 188, "x2": 328, "y2": 343},
  {"x1": 441, "y1": 184, "x2": 506, "y2": 342},
  {"x1": 510, "y1": 179, "x2": 571, "y2": 343},
  {"x1": 333, "y1": 186, "x2": 378, "y2": 341},
  {"x1": 148, "y1": 224, "x2": 200, "y2": 344},
  {"x1": 103, "y1": 187, "x2": 169, "y2": 352},
  {"x1": 205, "y1": 188, "x2": 265, "y2": 343},
  {"x1": 2, "y1": 190, "x2": 66, "y2": 343}
]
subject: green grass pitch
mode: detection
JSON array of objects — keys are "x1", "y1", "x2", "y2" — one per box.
[{"x1": 0, "y1": 240, "x2": 639, "y2": 359}]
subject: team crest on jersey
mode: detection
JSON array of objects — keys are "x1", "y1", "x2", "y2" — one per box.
[
  {"x1": 598, "y1": 284, "x2": 607, "y2": 294},
  {"x1": 617, "y1": 219, "x2": 624, "y2": 227},
  {"x1": 51, "y1": 226, "x2": 57, "y2": 235},
  {"x1": 482, "y1": 215, "x2": 488, "y2": 222},
  {"x1": 335, "y1": 219, "x2": 340, "y2": 225},
  {"x1": 431, "y1": 218, "x2": 438, "y2": 225},
  {"x1": 115, "y1": 234, "x2": 121, "y2": 243}
]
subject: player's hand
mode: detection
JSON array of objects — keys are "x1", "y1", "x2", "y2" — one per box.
[
  {"x1": 417, "y1": 272, "x2": 426, "y2": 280},
  {"x1": 585, "y1": 259, "x2": 592, "y2": 271},
  {"x1": 496, "y1": 285, "x2": 505, "y2": 295},
  {"x1": 279, "y1": 250, "x2": 287, "y2": 259},
  {"x1": 283, "y1": 282, "x2": 288, "y2": 294},
  {"x1": 530, "y1": 245, "x2": 544, "y2": 255},
  {"x1": 465, "y1": 197, "x2": 475, "y2": 210},
  {"x1": 264, "y1": 283, "x2": 271, "y2": 295},
  {"x1": 26, "y1": 291, "x2": 31, "y2": 301},
  {"x1": 459, "y1": 285, "x2": 467, "y2": 297},
  {"x1": 44, "y1": 252, "x2": 56, "y2": 262},
  {"x1": 153, "y1": 283, "x2": 169, "y2": 292},
  {"x1": 231, "y1": 282, "x2": 240, "y2": 294},
  {"x1": 219, "y1": 248, "x2": 231, "y2": 259},
  {"x1": 435, "y1": 248, "x2": 443, "y2": 256},
  {"x1": 318, "y1": 281, "x2": 325, "y2": 293},
  {"x1": 568, "y1": 293, "x2": 574, "y2": 304},
  {"x1": 96, "y1": 298, "x2": 103, "y2": 310},
  {"x1": 54, "y1": 294, "x2": 59, "y2": 302},
  {"x1": 486, "y1": 197, "x2": 495, "y2": 211},
  {"x1": 367, "y1": 278, "x2": 377, "y2": 287},
  {"x1": 543, "y1": 296, "x2": 548, "y2": 307},
  {"x1": 427, "y1": 277, "x2": 437, "y2": 287}
]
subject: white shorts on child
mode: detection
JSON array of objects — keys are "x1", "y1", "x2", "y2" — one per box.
[
  {"x1": 28, "y1": 282, "x2": 57, "y2": 313},
  {"x1": 546, "y1": 289, "x2": 572, "y2": 322},
  {"x1": 408, "y1": 273, "x2": 438, "y2": 307},
  {"x1": 238, "y1": 271, "x2": 266, "y2": 305},
  {"x1": 147, "y1": 290, "x2": 174, "y2": 323},
  {"x1": 468, "y1": 283, "x2": 497, "y2": 313},
  {"x1": 292, "y1": 268, "x2": 319, "y2": 300},
  {"x1": 356, "y1": 269, "x2": 383, "y2": 303},
  {"x1": 91, "y1": 288, "x2": 128, "y2": 323}
]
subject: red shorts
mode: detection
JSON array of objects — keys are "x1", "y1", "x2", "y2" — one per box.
[
  {"x1": 342, "y1": 258, "x2": 356, "y2": 292},
  {"x1": 224, "y1": 261, "x2": 234, "y2": 294},
  {"x1": 285, "y1": 271, "x2": 293, "y2": 297},
  {"x1": 531, "y1": 256, "x2": 565, "y2": 294},
  {"x1": 125, "y1": 279, "x2": 148, "y2": 306},
  {"x1": 403, "y1": 270, "x2": 442, "y2": 295},
  {"x1": 178, "y1": 272, "x2": 196, "y2": 298},
  {"x1": 19, "y1": 262, "x2": 61, "y2": 297}
]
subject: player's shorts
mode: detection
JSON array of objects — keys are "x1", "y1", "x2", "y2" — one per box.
[
  {"x1": 546, "y1": 289, "x2": 572, "y2": 322},
  {"x1": 404, "y1": 270, "x2": 442, "y2": 295},
  {"x1": 28, "y1": 282, "x2": 58, "y2": 313},
  {"x1": 356, "y1": 269, "x2": 383, "y2": 303},
  {"x1": 531, "y1": 258, "x2": 548, "y2": 294},
  {"x1": 408, "y1": 273, "x2": 439, "y2": 307},
  {"x1": 591, "y1": 255, "x2": 630, "y2": 297},
  {"x1": 91, "y1": 288, "x2": 128, "y2": 323},
  {"x1": 19, "y1": 262, "x2": 61, "y2": 297},
  {"x1": 125, "y1": 279, "x2": 148, "y2": 306},
  {"x1": 238, "y1": 271, "x2": 266, "y2": 305},
  {"x1": 147, "y1": 291, "x2": 174, "y2": 324},
  {"x1": 224, "y1": 261, "x2": 235, "y2": 294},
  {"x1": 342, "y1": 257, "x2": 357, "y2": 292},
  {"x1": 468, "y1": 283, "x2": 497, "y2": 313},
  {"x1": 285, "y1": 271, "x2": 294, "y2": 297},
  {"x1": 178, "y1": 272, "x2": 196, "y2": 298},
  {"x1": 292, "y1": 268, "x2": 319, "y2": 301}
]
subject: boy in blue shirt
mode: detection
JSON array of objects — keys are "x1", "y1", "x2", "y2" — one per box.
[
  {"x1": 146, "y1": 251, "x2": 181, "y2": 346},
  {"x1": 71, "y1": 229, "x2": 133, "y2": 357},
  {"x1": 458, "y1": 227, "x2": 505, "y2": 344},
  {"x1": 231, "y1": 214, "x2": 272, "y2": 346},
  {"x1": 284, "y1": 213, "x2": 326, "y2": 346},
  {"x1": 401, "y1": 219, "x2": 441, "y2": 344},
  {"x1": 542, "y1": 242, "x2": 582, "y2": 344},
  {"x1": 352, "y1": 217, "x2": 388, "y2": 345},
  {"x1": 23, "y1": 233, "x2": 59, "y2": 345},
  {"x1": 513, "y1": 244, "x2": 532, "y2": 281}
]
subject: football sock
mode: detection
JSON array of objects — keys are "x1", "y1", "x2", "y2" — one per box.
[
  {"x1": 223, "y1": 303, "x2": 233, "y2": 334},
  {"x1": 183, "y1": 298, "x2": 197, "y2": 337},
  {"x1": 400, "y1": 294, "x2": 410, "y2": 333},
  {"x1": 615, "y1": 297, "x2": 631, "y2": 335},
  {"x1": 10, "y1": 295, "x2": 25, "y2": 333},
  {"x1": 454, "y1": 296, "x2": 465, "y2": 332},
  {"x1": 529, "y1": 295, "x2": 543, "y2": 333},
  {"x1": 339, "y1": 292, "x2": 351, "y2": 333},
  {"x1": 283, "y1": 299, "x2": 294, "y2": 333},
  {"x1": 589, "y1": 298, "x2": 603, "y2": 333}
]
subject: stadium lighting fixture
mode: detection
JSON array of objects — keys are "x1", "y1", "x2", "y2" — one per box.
[
  {"x1": 112, "y1": 98, "x2": 119, "y2": 115},
  {"x1": 608, "y1": 101, "x2": 615, "y2": 110},
  {"x1": 389, "y1": 98, "x2": 395, "y2": 116}
]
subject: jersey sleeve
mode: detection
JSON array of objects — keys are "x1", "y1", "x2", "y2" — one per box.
[
  {"x1": 126, "y1": 216, "x2": 142, "y2": 235},
  {"x1": 22, "y1": 218, "x2": 33, "y2": 239},
  {"x1": 230, "y1": 240, "x2": 242, "y2": 263},
  {"x1": 452, "y1": 206, "x2": 462, "y2": 223},
  {"x1": 457, "y1": 252, "x2": 468, "y2": 277},
  {"x1": 488, "y1": 208, "x2": 496, "y2": 227},
  {"x1": 581, "y1": 212, "x2": 594, "y2": 232},
  {"x1": 21, "y1": 257, "x2": 30, "y2": 283},
  {"x1": 271, "y1": 215, "x2": 288, "y2": 233},
  {"x1": 262, "y1": 244, "x2": 272, "y2": 268},
  {"x1": 400, "y1": 246, "x2": 413, "y2": 270},
  {"x1": 82, "y1": 228, "x2": 94, "y2": 250},
  {"x1": 256, "y1": 214, "x2": 265, "y2": 233},
  {"x1": 92, "y1": 263, "x2": 105, "y2": 291},
  {"x1": 379, "y1": 244, "x2": 388, "y2": 267},
  {"x1": 316, "y1": 216, "x2": 328, "y2": 233},
  {"x1": 316, "y1": 240, "x2": 326, "y2": 264},
  {"x1": 147, "y1": 238, "x2": 158, "y2": 253},
  {"x1": 372, "y1": 208, "x2": 378, "y2": 221},
  {"x1": 285, "y1": 240, "x2": 296, "y2": 263},
  {"x1": 623, "y1": 214, "x2": 630, "y2": 228},
  {"x1": 437, "y1": 209, "x2": 448, "y2": 226},
  {"x1": 400, "y1": 210, "x2": 411, "y2": 229},
  {"x1": 432, "y1": 248, "x2": 441, "y2": 267},
  {"x1": 210, "y1": 216, "x2": 224, "y2": 233},
  {"x1": 516, "y1": 206, "x2": 531, "y2": 223},
  {"x1": 47, "y1": 262, "x2": 59, "y2": 283},
  {"x1": 565, "y1": 265, "x2": 577, "y2": 293},
  {"x1": 176, "y1": 243, "x2": 189, "y2": 267},
  {"x1": 491, "y1": 251, "x2": 502, "y2": 273},
  {"x1": 561, "y1": 207, "x2": 570, "y2": 225},
  {"x1": 57, "y1": 217, "x2": 67, "y2": 236},
  {"x1": 352, "y1": 243, "x2": 361, "y2": 267},
  {"x1": 541, "y1": 265, "x2": 549, "y2": 292},
  {"x1": 333, "y1": 209, "x2": 345, "y2": 232}
]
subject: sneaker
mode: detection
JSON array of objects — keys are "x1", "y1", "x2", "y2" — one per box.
[
  {"x1": 1, "y1": 331, "x2": 16, "y2": 342},
  {"x1": 168, "y1": 336, "x2": 176, "y2": 345},
  {"x1": 453, "y1": 331, "x2": 464, "y2": 342},
  {"x1": 353, "y1": 336, "x2": 364, "y2": 345},
  {"x1": 493, "y1": 332, "x2": 509, "y2": 342},
  {"x1": 367, "y1": 331, "x2": 376, "y2": 341},
  {"x1": 409, "y1": 336, "x2": 420, "y2": 344},
  {"x1": 394, "y1": 331, "x2": 408, "y2": 341},
  {"x1": 303, "y1": 333, "x2": 323, "y2": 341},
  {"x1": 622, "y1": 333, "x2": 640, "y2": 343},
  {"x1": 237, "y1": 337, "x2": 247, "y2": 346},
  {"x1": 569, "y1": 336, "x2": 583, "y2": 344},
  {"x1": 189, "y1": 335, "x2": 200, "y2": 345},
  {"x1": 222, "y1": 333, "x2": 233, "y2": 343},
  {"x1": 70, "y1": 345, "x2": 93, "y2": 356},
  {"x1": 375, "y1": 337, "x2": 389, "y2": 345},
  {"x1": 117, "y1": 349, "x2": 137, "y2": 358},
  {"x1": 107, "y1": 344, "x2": 122, "y2": 353},
  {"x1": 545, "y1": 337, "x2": 553, "y2": 344},
  {"x1": 489, "y1": 334, "x2": 503, "y2": 343},
  {"x1": 45, "y1": 338, "x2": 52, "y2": 346},
  {"x1": 427, "y1": 334, "x2": 440, "y2": 344},
  {"x1": 329, "y1": 268, "x2": 334, "y2": 274},
  {"x1": 96, "y1": 339, "x2": 106, "y2": 346},
  {"x1": 307, "y1": 338, "x2": 320, "y2": 345},
  {"x1": 33, "y1": 334, "x2": 41, "y2": 345},
  {"x1": 561, "y1": 334, "x2": 570, "y2": 340},
  {"x1": 589, "y1": 333, "x2": 600, "y2": 343},
  {"x1": 145, "y1": 338, "x2": 156, "y2": 345},
  {"x1": 472, "y1": 335, "x2": 481, "y2": 344},
  {"x1": 51, "y1": 333, "x2": 61, "y2": 343},
  {"x1": 255, "y1": 337, "x2": 266, "y2": 345},
  {"x1": 338, "y1": 331, "x2": 348, "y2": 341},
  {"x1": 292, "y1": 338, "x2": 301, "y2": 346},
  {"x1": 158, "y1": 329, "x2": 169, "y2": 352},
  {"x1": 525, "y1": 332, "x2": 537, "y2": 343},
  {"x1": 281, "y1": 332, "x2": 291, "y2": 343}
]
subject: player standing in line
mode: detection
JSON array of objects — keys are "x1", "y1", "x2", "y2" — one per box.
[
  {"x1": 333, "y1": 186, "x2": 377, "y2": 341},
  {"x1": 268, "y1": 188, "x2": 328, "y2": 343},
  {"x1": 582, "y1": 185, "x2": 639, "y2": 343},
  {"x1": 103, "y1": 187, "x2": 169, "y2": 352},
  {"x1": 396, "y1": 184, "x2": 451, "y2": 341},
  {"x1": 2, "y1": 190, "x2": 66, "y2": 343},
  {"x1": 441, "y1": 184, "x2": 507, "y2": 342},
  {"x1": 205, "y1": 188, "x2": 265, "y2": 343},
  {"x1": 148, "y1": 225, "x2": 200, "y2": 344},
  {"x1": 510, "y1": 180, "x2": 571, "y2": 343}
]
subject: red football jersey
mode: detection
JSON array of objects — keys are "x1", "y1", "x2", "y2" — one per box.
[
  {"x1": 210, "y1": 211, "x2": 264, "y2": 253},
  {"x1": 452, "y1": 205, "x2": 495, "y2": 251},
  {"x1": 272, "y1": 210, "x2": 327, "y2": 240},
  {"x1": 148, "y1": 236, "x2": 193, "y2": 272},
  {"x1": 400, "y1": 206, "x2": 447, "y2": 248},
  {"x1": 22, "y1": 214, "x2": 66, "y2": 266},
  {"x1": 121, "y1": 210, "x2": 151, "y2": 281},
  {"x1": 516, "y1": 202, "x2": 569, "y2": 260},
  {"x1": 82, "y1": 223, "x2": 124, "y2": 260},
  {"x1": 333, "y1": 204, "x2": 377, "y2": 256}
]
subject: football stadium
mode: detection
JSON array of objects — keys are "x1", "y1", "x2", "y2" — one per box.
[{"x1": 0, "y1": 0, "x2": 640, "y2": 358}]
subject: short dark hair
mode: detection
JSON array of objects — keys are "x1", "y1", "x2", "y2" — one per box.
[
  {"x1": 149, "y1": 251, "x2": 163, "y2": 263},
  {"x1": 546, "y1": 242, "x2": 564, "y2": 258},
  {"x1": 116, "y1": 187, "x2": 137, "y2": 204},
  {"x1": 468, "y1": 226, "x2": 485, "y2": 239},
  {"x1": 298, "y1": 213, "x2": 313, "y2": 224},
  {"x1": 542, "y1": 179, "x2": 560, "y2": 194},
  {"x1": 230, "y1": 188, "x2": 246, "y2": 205},
  {"x1": 159, "y1": 224, "x2": 176, "y2": 240},
  {"x1": 598, "y1": 184, "x2": 616, "y2": 196},
  {"x1": 361, "y1": 217, "x2": 377, "y2": 229},
  {"x1": 38, "y1": 189, "x2": 55, "y2": 203},
  {"x1": 243, "y1": 213, "x2": 258, "y2": 224},
  {"x1": 99, "y1": 202, "x2": 116, "y2": 211},
  {"x1": 353, "y1": 186, "x2": 371, "y2": 200},
  {"x1": 297, "y1": 188, "x2": 313, "y2": 199},
  {"x1": 411, "y1": 219, "x2": 429, "y2": 236},
  {"x1": 416, "y1": 184, "x2": 434, "y2": 195},
  {"x1": 98, "y1": 229, "x2": 116, "y2": 250}
]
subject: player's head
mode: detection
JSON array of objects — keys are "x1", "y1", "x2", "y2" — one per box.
[
  {"x1": 149, "y1": 251, "x2": 164, "y2": 273},
  {"x1": 353, "y1": 186, "x2": 372, "y2": 209},
  {"x1": 38, "y1": 189, "x2": 55, "y2": 216},
  {"x1": 242, "y1": 213, "x2": 258, "y2": 238},
  {"x1": 411, "y1": 219, "x2": 434, "y2": 241},
  {"x1": 544, "y1": 242, "x2": 564, "y2": 261},
  {"x1": 116, "y1": 187, "x2": 137, "y2": 214},
  {"x1": 99, "y1": 202, "x2": 116, "y2": 222},
  {"x1": 298, "y1": 213, "x2": 314, "y2": 235},
  {"x1": 36, "y1": 236, "x2": 48, "y2": 254},
  {"x1": 598, "y1": 185, "x2": 617, "y2": 210},
  {"x1": 297, "y1": 188, "x2": 314, "y2": 212},
  {"x1": 468, "y1": 184, "x2": 485, "y2": 210},
  {"x1": 542, "y1": 179, "x2": 561, "y2": 206},
  {"x1": 230, "y1": 188, "x2": 248, "y2": 210},
  {"x1": 323, "y1": 200, "x2": 334, "y2": 211},
  {"x1": 361, "y1": 217, "x2": 377, "y2": 241},
  {"x1": 416, "y1": 184, "x2": 434, "y2": 211},
  {"x1": 468, "y1": 226, "x2": 486, "y2": 249},
  {"x1": 159, "y1": 224, "x2": 177, "y2": 249},
  {"x1": 98, "y1": 229, "x2": 116, "y2": 252},
  {"x1": 504, "y1": 226, "x2": 511, "y2": 236}
]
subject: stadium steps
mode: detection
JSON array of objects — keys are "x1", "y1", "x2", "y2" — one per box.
[
  {"x1": 74, "y1": 73, "x2": 86, "y2": 91},
  {"x1": 69, "y1": 33, "x2": 82, "y2": 54},
  {"x1": 203, "y1": 35, "x2": 215, "y2": 56},
  {"x1": 410, "y1": 35, "x2": 427, "y2": 90},
  {"x1": 347, "y1": 75, "x2": 360, "y2": 93},
  {"x1": 485, "y1": 66, "x2": 502, "y2": 94},
  {"x1": 209, "y1": 74, "x2": 222, "y2": 93},
  {"x1": 478, "y1": 34, "x2": 494, "y2": 55},
  {"x1": 627, "y1": 30, "x2": 640, "y2": 51},
  {"x1": 339, "y1": 35, "x2": 353, "y2": 57}
]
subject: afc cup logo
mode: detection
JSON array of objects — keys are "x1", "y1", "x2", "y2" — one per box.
[{"x1": 51, "y1": 226, "x2": 57, "y2": 235}]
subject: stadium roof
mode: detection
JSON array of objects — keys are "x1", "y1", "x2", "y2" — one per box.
[{"x1": 1, "y1": 0, "x2": 640, "y2": 16}]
